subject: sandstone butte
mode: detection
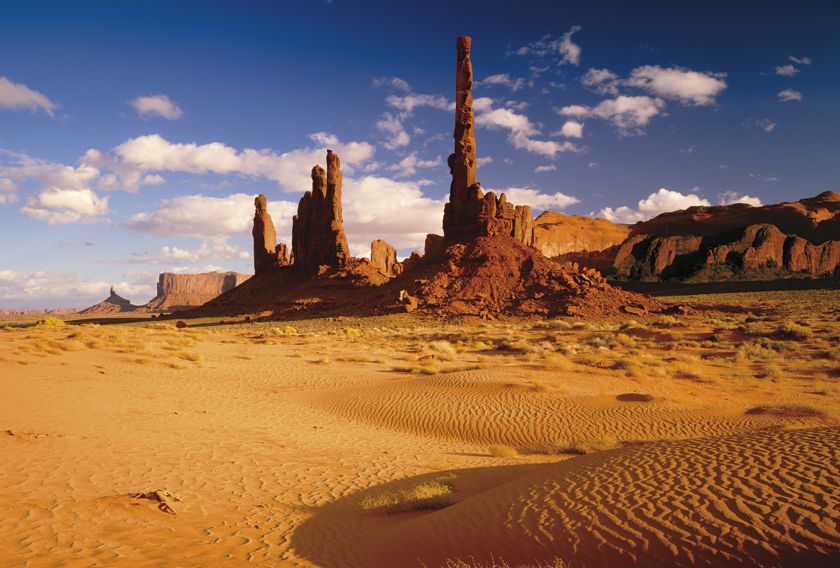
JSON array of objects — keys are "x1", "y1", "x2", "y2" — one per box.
[
  {"x1": 78, "y1": 286, "x2": 141, "y2": 315},
  {"x1": 189, "y1": 36, "x2": 663, "y2": 320}
]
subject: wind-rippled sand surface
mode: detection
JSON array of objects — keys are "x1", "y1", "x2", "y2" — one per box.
[{"x1": 1, "y1": 291, "x2": 838, "y2": 566}]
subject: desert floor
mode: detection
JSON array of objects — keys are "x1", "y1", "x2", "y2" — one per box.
[{"x1": 1, "y1": 289, "x2": 838, "y2": 567}]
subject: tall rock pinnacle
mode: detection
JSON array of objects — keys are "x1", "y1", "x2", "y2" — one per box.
[
  {"x1": 291, "y1": 150, "x2": 351, "y2": 270},
  {"x1": 442, "y1": 36, "x2": 535, "y2": 247},
  {"x1": 253, "y1": 194, "x2": 289, "y2": 274}
]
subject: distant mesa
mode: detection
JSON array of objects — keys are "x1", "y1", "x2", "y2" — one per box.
[{"x1": 142, "y1": 272, "x2": 252, "y2": 312}]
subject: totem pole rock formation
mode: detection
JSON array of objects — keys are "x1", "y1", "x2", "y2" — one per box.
[
  {"x1": 253, "y1": 194, "x2": 290, "y2": 274},
  {"x1": 442, "y1": 36, "x2": 535, "y2": 247},
  {"x1": 291, "y1": 150, "x2": 351, "y2": 270},
  {"x1": 371, "y1": 239, "x2": 400, "y2": 276}
]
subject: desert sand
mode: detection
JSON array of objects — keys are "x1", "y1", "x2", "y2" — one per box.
[{"x1": 1, "y1": 289, "x2": 838, "y2": 567}]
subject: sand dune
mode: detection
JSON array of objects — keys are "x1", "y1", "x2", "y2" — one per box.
[
  {"x1": 294, "y1": 426, "x2": 840, "y2": 567},
  {"x1": 314, "y1": 370, "x2": 794, "y2": 450}
]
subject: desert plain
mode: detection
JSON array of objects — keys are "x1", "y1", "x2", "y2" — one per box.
[{"x1": 1, "y1": 289, "x2": 838, "y2": 567}]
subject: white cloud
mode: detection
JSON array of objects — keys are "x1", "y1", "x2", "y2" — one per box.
[
  {"x1": 476, "y1": 104, "x2": 581, "y2": 158},
  {"x1": 142, "y1": 174, "x2": 166, "y2": 186},
  {"x1": 718, "y1": 191, "x2": 762, "y2": 207},
  {"x1": 0, "y1": 76, "x2": 57, "y2": 116},
  {"x1": 778, "y1": 88, "x2": 802, "y2": 102},
  {"x1": 559, "y1": 96, "x2": 665, "y2": 135},
  {"x1": 342, "y1": 176, "x2": 445, "y2": 252},
  {"x1": 372, "y1": 76, "x2": 412, "y2": 92},
  {"x1": 386, "y1": 93, "x2": 451, "y2": 114},
  {"x1": 534, "y1": 164, "x2": 557, "y2": 173},
  {"x1": 488, "y1": 187, "x2": 579, "y2": 211},
  {"x1": 127, "y1": 192, "x2": 296, "y2": 239},
  {"x1": 512, "y1": 27, "x2": 582, "y2": 67},
  {"x1": 626, "y1": 65, "x2": 726, "y2": 106},
  {"x1": 476, "y1": 156, "x2": 493, "y2": 166},
  {"x1": 788, "y1": 56, "x2": 812, "y2": 66},
  {"x1": 116, "y1": 241, "x2": 250, "y2": 265},
  {"x1": 0, "y1": 269, "x2": 156, "y2": 308},
  {"x1": 389, "y1": 152, "x2": 442, "y2": 177},
  {"x1": 130, "y1": 94, "x2": 183, "y2": 119},
  {"x1": 476, "y1": 74, "x2": 529, "y2": 92},
  {"x1": 599, "y1": 188, "x2": 711, "y2": 223},
  {"x1": 87, "y1": 132, "x2": 374, "y2": 192},
  {"x1": 557, "y1": 120, "x2": 583, "y2": 138},
  {"x1": 376, "y1": 112, "x2": 411, "y2": 149},
  {"x1": 581, "y1": 68, "x2": 621, "y2": 95},
  {"x1": 0, "y1": 178, "x2": 18, "y2": 204},
  {"x1": 774, "y1": 64, "x2": 799, "y2": 77},
  {"x1": 20, "y1": 187, "x2": 109, "y2": 224},
  {"x1": 748, "y1": 118, "x2": 777, "y2": 133}
]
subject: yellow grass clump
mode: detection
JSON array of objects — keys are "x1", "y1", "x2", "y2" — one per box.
[{"x1": 361, "y1": 479, "x2": 455, "y2": 514}]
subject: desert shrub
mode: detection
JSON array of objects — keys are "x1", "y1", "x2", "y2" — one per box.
[
  {"x1": 445, "y1": 557, "x2": 568, "y2": 568},
  {"x1": 344, "y1": 327, "x2": 362, "y2": 338},
  {"x1": 427, "y1": 340, "x2": 458, "y2": 359},
  {"x1": 774, "y1": 322, "x2": 813, "y2": 340},
  {"x1": 35, "y1": 317, "x2": 66, "y2": 327},
  {"x1": 745, "y1": 404, "x2": 826, "y2": 419},
  {"x1": 755, "y1": 363, "x2": 783, "y2": 379},
  {"x1": 361, "y1": 480, "x2": 454, "y2": 514},
  {"x1": 735, "y1": 340, "x2": 776, "y2": 362},
  {"x1": 614, "y1": 333, "x2": 637, "y2": 348},
  {"x1": 487, "y1": 444, "x2": 518, "y2": 458},
  {"x1": 558, "y1": 435, "x2": 620, "y2": 455}
]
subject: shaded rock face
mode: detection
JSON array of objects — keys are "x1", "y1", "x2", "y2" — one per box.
[
  {"x1": 370, "y1": 239, "x2": 400, "y2": 276},
  {"x1": 79, "y1": 287, "x2": 140, "y2": 314},
  {"x1": 253, "y1": 194, "x2": 290, "y2": 274},
  {"x1": 292, "y1": 150, "x2": 351, "y2": 271},
  {"x1": 614, "y1": 224, "x2": 840, "y2": 281},
  {"x1": 441, "y1": 36, "x2": 535, "y2": 248},
  {"x1": 143, "y1": 272, "x2": 251, "y2": 311}
]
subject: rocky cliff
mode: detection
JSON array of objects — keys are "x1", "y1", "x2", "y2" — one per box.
[
  {"x1": 79, "y1": 287, "x2": 141, "y2": 315},
  {"x1": 143, "y1": 272, "x2": 251, "y2": 311},
  {"x1": 253, "y1": 194, "x2": 290, "y2": 274},
  {"x1": 441, "y1": 36, "x2": 535, "y2": 248},
  {"x1": 370, "y1": 239, "x2": 400, "y2": 276},
  {"x1": 533, "y1": 212, "x2": 630, "y2": 258}
]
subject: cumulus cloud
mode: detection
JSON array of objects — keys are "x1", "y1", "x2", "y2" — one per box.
[
  {"x1": 372, "y1": 76, "x2": 412, "y2": 92},
  {"x1": 581, "y1": 68, "x2": 621, "y2": 95},
  {"x1": 386, "y1": 93, "x2": 451, "y2": 114},
  {"x1": 476, "y1": 74, "x2": 530, "y2": 92},
  {"x1": 130, "y1": 94, "x2": 183, "y2": 119},
  {"x1": 559, "y1": 96, "x2": 665, "y2": 135},
  {"x1": 84, "y1": 132, "x2": 375, "y2": 192},
  {"x1": 513, "y1": 26, "x2": 583, "y2": 67},
  {"x1": 747, "y1": 118, "x2": 777, "y2": 133},
  {"x1": 488, "y1": 186, "x2": 579, "y2": 211},
  {"x1": 774, "y1": 64, "x2": 799, "y2": 77},
  {"x1": 376, "y1": 112, "x2": 411, "y2": 149},
  {"x1": 788, "y1": 56, "x2": 812, "y2": 66},
  {"x1": 0, "y1": 269, "x2": 156, "y2": 308},
  {"x1": 20, "y1": 187, "x2": 109, "y2": 224},
  {"x1": 127, "y1": 192, "x2": 296, "y2": 239},
  {"x1": 626, "y1": 65, "x2": 726, "y2": 106},
  {"x1": 599, "y1": 188, "x2": 710, "y2": 223},
  {"x1": 718, "y1": 191, "x2": 762, "y2": 207},
  {"x1": 115, "y1": 241, "x2": 250, "y2": 265},
  {"x1": 778, "y1": 88, "x2": 802, "y2": 102},
  {"x1": 476, "y1": 103, "x2": 581, "y2": 158},
  {"x1": 557, "y1": 120, "x2": 583, "y2": 138},
  {"x1": 389, "y1": 152, "x2": 442, "y2": 177},
  {"x1": 0, "y1": 76, "x2": 57, "y2": 116},
  {"x1": 0, "y1": 178, "x2": 18, "y2": 204},
  {"x1": 534, "y1": 164, "x2": 557, "y2": 173}
]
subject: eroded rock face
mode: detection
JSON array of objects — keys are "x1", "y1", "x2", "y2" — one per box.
[
  {"x1": 613, "y1": 223, "x2": 840, "y2": 281},
  {"x1": 79, "y1": 287, "x2": 140, "y2": 314},
  {"x1": 371, "y1": 239, "x2": 400, "y2": 276},
  {"x1": 292, "y1": 150, "x2": 351, "y2": 271},
  {"x1": 253, "y1": 194, "x2": 290, "y2": 274},
  {"x1": 441, "y1": 36, "x2": 536, "y2": 248},
  {"x1": 534, "y1": 212, "x2": 630, "y2": 258},
  {"x1": 143, "y1": 272, "x2": 251, "y2": 311}
]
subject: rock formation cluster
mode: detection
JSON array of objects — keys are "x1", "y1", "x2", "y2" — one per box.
[
  {"x1": 253, "y1": 194, "x2": 290, "y2": 274},
  {"x1": 292, "y1": 150, "x2": 351, "y2": 271},
  {"x1": 440, "y1": 36, "x2": 535, "y2": 248}
]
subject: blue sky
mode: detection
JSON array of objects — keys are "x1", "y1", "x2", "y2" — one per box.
[{"x1": 1, "y1": 0, "x2": 838, "y2": 308}]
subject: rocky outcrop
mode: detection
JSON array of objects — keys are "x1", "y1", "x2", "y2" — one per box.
[
  {"x1": 441, "y1": 36, "x2": 536, "y2": 248},
  {"x1": 143, "y1": 272, "x2": 251, "y2": 311},
  {"x1": 629, "y1": 191, "x2": 840, "y2": 242},
  {"x1": 534, "y1": 212, "x2": 630, "y2": 258},
  {"x1": 371, "y1": 239, "x2": 400, "y2": 276},
  {"x1": 253, "y1": 194, "x2": 290, "y2": 274},
  {"x1": 613, "y1": 224, "x2": 840, "y2": 281},
  {"x1": 79, "y1": 287, "x2": 141, "y2": 314},
  {"x1": 292, "y1": 150, "x2": 351, "y2": 271}
]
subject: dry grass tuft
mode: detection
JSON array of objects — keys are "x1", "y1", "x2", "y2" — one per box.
[
  {"x1": 361, "y1": 479, "x2": 455, "y2": 514},
  {"x1": 445, "y1": 557, "x2": 568, "y2": 568},
  {"x1": 745, "y1": 404, "x2": 826, "y2": 419},
  {"x1": 487, "y1": 444, "x2": 518, "y2": 458}
]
